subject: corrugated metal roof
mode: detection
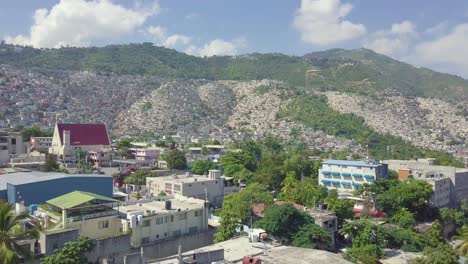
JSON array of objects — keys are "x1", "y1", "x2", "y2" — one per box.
[
  {"x1": 0, "y1": 171, "x2": 111, "y2": 191},
  {"x1": 322, "y1": 160, "x2": 382, "y2": 168},
  {"x1": 57, "y1": 123, "x2": 110, "y2": 146},
  {"x1": 47, "y1": 190, "x2": 117, "y2": 209}
]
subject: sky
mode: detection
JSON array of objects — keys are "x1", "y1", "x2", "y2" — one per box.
[{"x1": 2, "y1": 0, "x2": 468, "y2": 77}]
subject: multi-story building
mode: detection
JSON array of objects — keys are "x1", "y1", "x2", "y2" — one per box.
[
  {"x1": 48, "y1": 123, "x2": 111, "y2": 164},
  {"x1": 132, "y1": 148, "x2": 160, "y2": 162},
  {"x1": 36, "y1": 191, "x2": 121, "y2": 240},
  {"x1": 318, "y1": 160, "x2": 389, "y2": 194},
  {"x1": 30, "y1": 136, "x2": 53, "y2": 152},
  {"x1": 118, "y1": 197, "x2": 209, "y2": 247},
  {"x1": 384, "y1": 159, "x2": 468, "y2": 207},
  {"x1": 146, "y1": 170, "x2": 225, "y2": 207},
  {"x1": 307, "y1": 206, "x2": 338, "y2": 248},
  {"x1": 0, "y1": 131, "x2": 26, "y2": 166}
]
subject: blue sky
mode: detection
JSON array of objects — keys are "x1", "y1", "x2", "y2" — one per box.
[{"x1": 2, "y1": 0, "x2": 468, "y2": 77}]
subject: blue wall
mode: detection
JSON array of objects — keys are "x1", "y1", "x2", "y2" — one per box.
[{"x1": 7, "y1": 176, "x2": 113, "y2": 206}]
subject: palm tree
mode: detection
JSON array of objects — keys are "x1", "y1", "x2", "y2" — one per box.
[
  {"x1": 0, "y1": 203, "x2": 39, "y2": 263},
  {"x1": 454, "y1": 225, "x2": 468, "y2": 257}
]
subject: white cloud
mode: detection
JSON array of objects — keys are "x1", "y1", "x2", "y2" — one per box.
[
  {"x1": 293, "y1": 0, "x2": 366, "y2": 45},
  {"x1": 146, "y1": 26, "x2": 191, "y2": 48},
  {"x1": 424, "y1": 21, "x2": 449, "y2": 37},
  {"x1": 5, "y1": 0, "x2": 159, "y2": 48},
  {"x1": 411, "y1": 24, "x2": 468, "y2": 77},
  {"x1": 364, "y1": 20, "x2": 417, "y2": 58},
  {"x1": 185, "y1": 38, "x2": 246, "y2": 57},
  {"x1": 185, "y1": 13, "x2": 199, "y2": 20}
]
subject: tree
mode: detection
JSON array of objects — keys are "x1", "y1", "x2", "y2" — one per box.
[
  {"x1": 215, "y1": 184, "x2": 272, "y2": 242},
  {"x1": 115, "y1": 138, "x2": 132, "y2": 149},
  {"x1": 385, "y1": 227, "x2": 427, "y2": 252},
  {"x1": 390, "y1": 208, "x2": 416, "y2": 229},
  {"x1": 341, "y1": 219, "x2": 387, "y2": 263},
  {"x1": 325, "y1": 190, "x2": 354, "y2": 228},
  {"x1": 454, "y1": 225, "x2": 468, "y2": 257},
  {"x1": 21, "y1": 126, "x2": 52, "y2": 141},
  {"x1": 41, "y1": 237, "x2": 95, "y2": 264},
  {"x1": 191, "y1": 160, "x2": 218, "y2": 175},
  {"x1": 123, "y1": 169, "x2": 155, "y2": 185},
  {"x1": 426, "y1": 220, "x2": 444, "y2": 248},
  {"x1": 292, "y1": 223, "x2": 332, "y2": 250},
  {"x1": 439, "y1": 208, "x2": 464, "y2": 227},
  {"x1": 278, "y1": 172, "x2": 327, "y2": 207},
  {"x1": 256, "y1": 204, "x2": 313, "y2": 241},
  {"x1": 411, "y1": 243, "x2": 458, "y2": 264},
  {"x1": 43, "y1": 155, "x2": 60, "y2": 172},
  {"x1": 167, "y1": 149, "x2": 187, "y2": 170},
  {"x1": 0, "y1": 203, "x2": 39, "y2": 263}
]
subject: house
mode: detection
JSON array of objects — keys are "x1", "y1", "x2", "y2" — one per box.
[
  {"x1": 318, "y1": 160, "x2": 389, "y2": 194},
  {"x1": 48, "y1": 123, "x2": 111, "y2": 165},
  {"x1": 146, "y1": 170, "x2": 225, "y2": 207},
  {"x1": 30, "y1": 136, "x2": 52, "y2": 152},
  {"x1": 0, "y1": 131, "x2": 26, "y2": 166},
  {"x1": 118, "y1": 197, "x2": 209, "y2": 247},
  {"x1": 384, "y1": 159, "x2": 468, "y2": 207},
  {"x1": 35, "y1": 191, "x2": 121, "y2": 240}
]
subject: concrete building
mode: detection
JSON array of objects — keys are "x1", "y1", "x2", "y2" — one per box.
[
  {"x1": 49, "y1": 123, "x2": 111, "y2": 164},
  {"x1": 132, "y1": 148, "x2": 160, "y2": 162},
  {"x1": 118, "y1": 197, "x2": 209, "y2": 247},
  {"x1": 307, "y1": 207, "x2": 338, "y2": 247},
  {"x1": 9, "y1": 151, "x2": 46, "y2": 169},
  {"x1": 146, "y1": 170, "x2": 225, "y2": 207},
  {"x1": 384, "y1": 159, "x2": 468, "y2": 207},
  {"x1": 35, "y1": 191, "x2": 121, "y2": 240},
  {"x1": 319, "y1": 160, "x2": 389, "y2": 194},
  {"x1": 0, "y1": 131, "x2": 26, "y2": 166},
  {"x1": 0, "y1": 171, "x2": 113, "y2": 206},
  {"x1": 30, "y1": 136, "x2": 52, "y2": 152}
]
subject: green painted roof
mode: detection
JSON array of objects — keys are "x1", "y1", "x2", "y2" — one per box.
[{"x1": 46, "y1": 191, "x2": 117, "y2": 209}]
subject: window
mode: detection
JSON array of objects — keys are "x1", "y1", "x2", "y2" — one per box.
[
  {"x1": 164, "y1": 232, "x2": 167, "y2": 237},
  {"x1": 179, "y1": 212, "x2": 187, "y2": 220},
  {"x1": 141, "y1": 237, "x2": 150, "y2": 244},
  {"x1": 156, "y1": 217, "x2": 163, "y2": 225},
  {"x1": 142, "y1": 220, "x2": 151, "y2": 227},
  {"x1": 98, "y1": 220, "x2": 109, "y2": 229},
  {"x1": 165, "y1": 183, "x2": 172, "y2": 190},
  {"x1": 170, "y1": 215, "x2": 174, "y2": 222},
  {"x1": 174, "y1": 184, "x2": 181, "y2": 192},
  {"x1": 156, "y1": 234, "x2": 159, "y2": 238},
  {"x1": 11, "y1": 138, "x2": 16, "y2": 145},
  {"x1": 194, "y1": 210, "x2": 202, "y2": 217}
]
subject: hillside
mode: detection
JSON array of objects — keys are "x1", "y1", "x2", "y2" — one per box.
[
  {"x1": 1, "y1": 43, "x2": 467, "y2": 100},
  {"x1": 0, "y1": 43, "x2": 466, "y2": 165}
]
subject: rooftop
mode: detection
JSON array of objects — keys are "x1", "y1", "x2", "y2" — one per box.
[
  {"x1": 0, "y1": 171, "x2": 111, "y2": 191},
  {"x1": 57, "y1": 123, "x2": 110, "y2": 146},
  {"x1": 118, "y1": 197, "x2": 205, "y2": 216},
  {"x1": 47, "y1": 191, "x2": 117, "y2": 209},
  {"x1": 146, "y1": 173, "x2": 219, "y2": 184},
  {"x1": 323, "y1": 159, "x2": 383, "y2": 168}
]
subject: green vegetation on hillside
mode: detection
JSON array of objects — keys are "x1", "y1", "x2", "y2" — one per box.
[
  {"x1": 2, "y1": 43, "x2": 467, "y2": 99},
  {"x1": 281, "y1": 94, "x2": 464, "y2": 166}
]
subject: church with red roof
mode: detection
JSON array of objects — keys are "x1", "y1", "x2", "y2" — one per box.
[{"x1": 49, "y1": 123, "x2": 111, "y2": 165}]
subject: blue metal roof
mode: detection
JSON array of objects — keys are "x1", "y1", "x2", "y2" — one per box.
[
  {"x1": 331, "y1": 181, "x2": 340, "y2": 185},
  {"x1": 322, "y1": 160, "x2": 381, "y2": 168}
]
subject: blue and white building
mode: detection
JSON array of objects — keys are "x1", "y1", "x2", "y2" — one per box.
[{"x1": 319, "y1": 160, "x2": 389, "y2": 194}]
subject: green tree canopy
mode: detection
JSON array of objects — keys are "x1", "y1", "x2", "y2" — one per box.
[
  {"x1": 124, "y1": 169, "x2": 156, "y2": 185},
  {"x1": 190, "y1": 160, "x2": 218, "y2": 175},
  {"x1": 43, "y1": 155, "x2": 60, "y2": 172},
  {"x1": 390, "y1": 208, "x2": 416, "y2": 230},
  {"x1": 21, "y1": 126, "x2": 52, "y2": 142},
  {"x1": 167, "y1": 149, "x2": 187, "y2": 170},
  {"x1": 325, "y1": 190, "x2": 355, "y2": 228},
  {"x1": 256, "y1": 204, "x2": 313, "y2": 241},
  {"x1": 292, "y1": 223, "x2": 332, "y2": 250},
  {"x1": 41, "y1": 237, "x2": 95, "y2": 264}
]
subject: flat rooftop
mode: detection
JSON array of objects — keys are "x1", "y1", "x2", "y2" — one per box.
[
  {"x1": 323, "y1": 160, "x2": 382, "y2": 168},
  {"x1": 0, "y1": 171, "x2": 111, "y2": 190},
  {"x1": 146, "y1": 174, "x2": 218, "y2": 184},
  {"x1": 118, "y1": 197, "x2": 205, "y2": 216}
]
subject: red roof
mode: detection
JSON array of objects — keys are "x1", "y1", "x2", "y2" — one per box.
[
  {"x1": 57, "y1": 124, "x2": 110, "y2": 146},
  {"x1": 252, "y1": 201, "x2": 304, "y2": 218}
]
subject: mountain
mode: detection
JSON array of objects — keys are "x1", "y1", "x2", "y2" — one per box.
[
  {"x1": 1, "y1": 43, "x2": 467, "y2": 100},
  {"x1": 0, "y1": 43, "x2": 466, "y2": 165}
]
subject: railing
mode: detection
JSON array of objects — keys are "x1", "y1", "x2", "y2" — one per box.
[{"x1": 66, "y1": 210, "x2": 118, "y2": 223}]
